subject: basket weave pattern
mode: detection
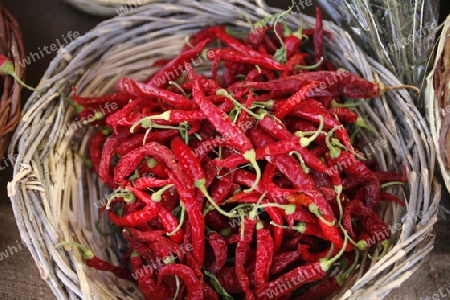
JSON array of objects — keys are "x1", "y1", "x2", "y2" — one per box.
[
  {"x1": 0, "y1": 4, "x2": 24, "y2": 159},
  {"x1": 8, "y1": 1, "x2": 440, "y2": 299},
  {"x1": 62, "y1": 0, "x2": 159, "y2": 17}
]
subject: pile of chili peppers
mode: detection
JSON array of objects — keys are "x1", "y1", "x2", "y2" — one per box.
[{"x1": 58, "y1": 8, "x2": 412, "y2": 300}]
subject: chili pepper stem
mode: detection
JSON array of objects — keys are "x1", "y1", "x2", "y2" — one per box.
[
  {"x1": 368, "y1": 239, "x2": 391, "y2": 260},
  {"x1": 378, "y1": 82, "x2": 421, "y2": 95},
  {"x1": 308, "y1": 203, "x2": 335, "y2": 226},
  {"x1": 336, "y1": 249, "x2": 360, "y2": 285},
  {"x1": 196, "y1": 179, "x2": 238, "y2": 218},
  {"x1": 294, "y1": 57, "x2": 324, "y2": 70},
  {"x1": 380, "y1": 181, "x2": 405, "y2": 189},
  {"x1": 320, "y1": 229, "x2": 348, "y2": 271},
  {"x1": 355, "y1": 117, "x2": 377, "y2": 135},
  {"x1": 331, "y1": 99, "x2": 364, "y2": 108},
  {"x1": 167, "y1": 203, "x2": 186, "y2": 236},
  {"x1": 151, "y1": 184, "x2": 174, "y2": 202},
  {"x1": 1, "y1": 61, "x2": 37, "y2": 91},
  {"x1": 243, "y1": 149, "x2": 261, "y2": 193},
  {"x1": 54, "y1": 242, "x2": 94, "y2": 260}
]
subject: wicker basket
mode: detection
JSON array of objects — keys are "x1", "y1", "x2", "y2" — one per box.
[
  {"x1": 0, "y1": 4, "x2": 25, "y2": 159},
  {"x1": 8, "y1": 1, "x2": 440, "y2": 299},
  {"x1": 425, "y1": 15, "x2": 450, "y2": 193},
  {"x1": 62, "y1": 0, "x2": 160, "y2": 17}
]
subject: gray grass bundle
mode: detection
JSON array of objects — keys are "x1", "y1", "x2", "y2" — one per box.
[
  {"x1": 317, "y1": 0, "x2": 440, "y2": 107},
  {"x1": 8, "y1": 0, "x2": 440, "y2": 299},
  {"x1": 425, "y1": 15, "x2": 450, "y2": 193}
]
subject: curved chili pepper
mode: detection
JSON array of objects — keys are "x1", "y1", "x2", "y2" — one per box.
[
  {"x1": 116, "y1": 77, "x2": 194, "y2": 110},
  {"x1": 89, "y1": 131, "x2": 107, "y2": 174},
  {"x1": 157, "y1": 264, "x2": 204, "y2": 300},
  {"x1": 207, "y1": 232, "x2": 228, "y2": 274},
  {"x1": 116, "y1": 130, "x2": 179, "y2": 156},
  {"x1": 256, "y1": 261, "x2": 328, "y2": 300},
  {"x1": 167, "y1": 169, "x2": 205, "y2": 266},
  {"x1": 216, "y1": 267, "x2": 244, "y2": 294},
  {"x1": 190, "y1": 74, "x2": 260, "y2": 192},
  {"x1": 114, "y1": 142, "x2": 190, "y2": 188},
  {"x1": 148, "y1": 38, "x2": 210, "y2": 89},
  {"x1": 213, "y1": 27, "x2": 289, "y2": 71},
  {"x1": 328, "y1": 151, "x2": 380, "y2": 208}
]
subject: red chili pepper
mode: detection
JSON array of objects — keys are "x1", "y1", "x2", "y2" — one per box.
[
  {"x1": 189, "y1": 74, "x2": 260, "y2": 192},
  {"x1": 213, "y1": 27, "x2": 289, "y2": 71},
  {"x1": 116, "y1": 130, "x2": 179, "y2": 156},
  {"x1": 294, "y1": 276, "x2": 341, "y2": 300},
  {"x1": 380, "y1": 192, "x2": 405, "y2": 206},
  {"x1": 148, "y1": 38, "x2": 210, "y2": 89},
  {"x1": 116, "y1": 77, "x2": 194, "y2": 110},
  {"x1": 236, "y1": 217, "x2": 257, "y2": 300},
  {"x1": 314, "y1": 7, "x2": 324, "y2": 64},
  {"x1": 343, "y1": 199, "x2": 390, "y2": 248},
  {"x1": 328, "y1": 107, "x2": 358, "y2": 124},
  {"x1": 207, "y1": 232, "x2": 228, "y2": 273},
  {"x1": 207, "y1": 48, "x2": 289, "y2": 71},
  {"x1": 55, "y1": 242, "x2": 133, "y2": 281},
  {"x1": 246, "y1": 26, "x2": 273, "y2": 49},
  {"x1": 181, "y1": 26, "x2": 220, "y2": 53},
  {"x1": 256, "y1": 261, "x2": 328, "y2": 300},
  {"x1": 72, "y1": 86, "x2": 133, "y2": 106},
  {"x1": 166, "y1": 169, "x2": 205, "y2": 266},
  {"x1": 328, "y1": 151, "x2": 380, "y2": 208},
  {"x1": 89, "y1": 131, "x2": 107, "y2": 174},
  {"x1": 255, "y1": 226, "x2": 274, "y2": 289},
  {"x1": 237, "y1": 71, "x2": 418, "y2": 99},
  {"x1": 114, "y1": 142, "x2": 190, "y2": 188},
  {"x1": 269, "y1": 246, "x2": 303, "y2": 276},
  {"x1": 108, "y1": 200, "x2": 159, "y2": 227},
  {"x1": 274, "y1": 82, "x2": 318, "y2": 119},
  {"x1": 285, "y1": 36, "x2": 302, "y2": 59},
  {"x1": 216, "y1": 267, "x2": 244, "y2": 294},
  {"x1": 132, "y1": 177, "x2": 171, "y2": 189},
  {"x1": 157, "y1": 264, "x2": 204, "y2": 300},
  {"x1": 209, "y1": 172, "x2": 234, "y2": 206}
]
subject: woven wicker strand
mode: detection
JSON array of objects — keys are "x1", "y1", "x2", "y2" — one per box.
[
  {"x1": 0, "y1": 4, "x2": 25, "y2": 159},
  {"x1": 62, "y1": 0, "x2": 164, "y2": 17},
  {"x1": 8, "y1": 1, "x2": 440, "y2": 299}
]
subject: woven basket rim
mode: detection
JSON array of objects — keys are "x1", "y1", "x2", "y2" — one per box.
[
  {"x1": 0, "y1": 3, "x2": 25, "y2": 159},
  {"x1": 8, "y1": 1, "x2": 440, "y2": 299}
]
